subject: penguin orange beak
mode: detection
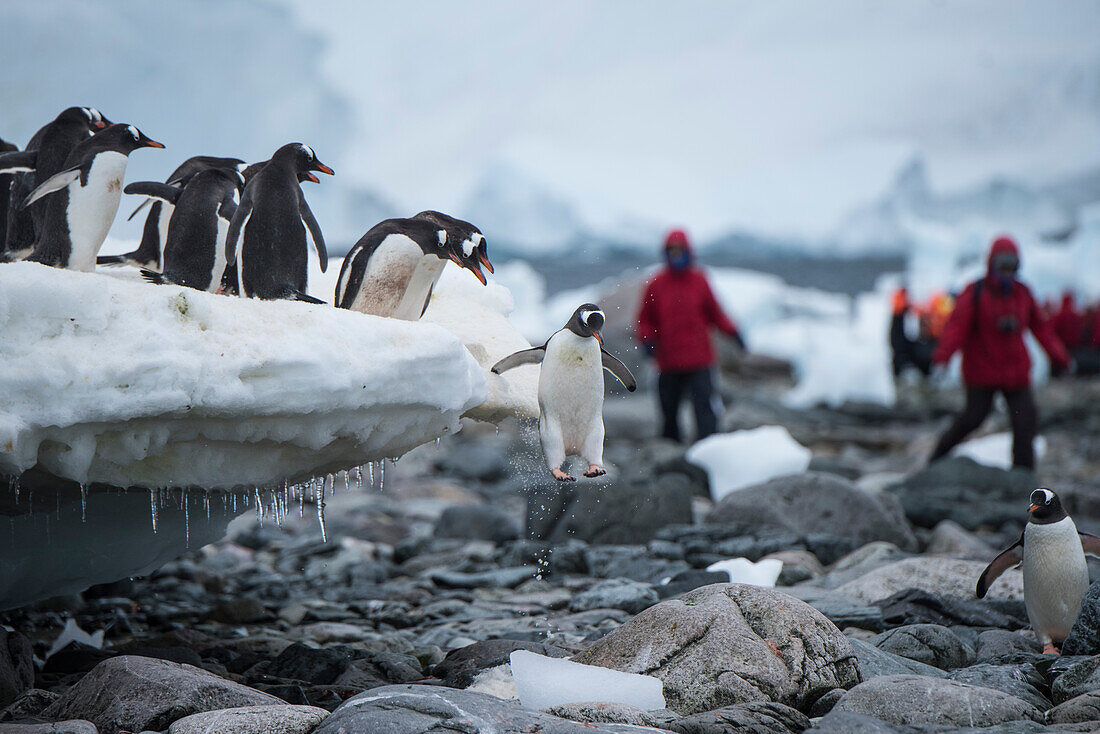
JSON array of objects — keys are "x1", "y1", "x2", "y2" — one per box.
[
  {"x1": 314, "y1": 163, "x2": 334, "y2": 175},
  {"x1": 93, "y1": 120, "x2": 108, "y2": 130},
  {"x1": 469, "y1": 264, "x2": 487, "y2": 285},
  {"x1": 448, "y1": 253, "x2": 462, "y2": 265},
  {"x1": 478, "y1": 251, "x2": 494, "y2": 274},
  {"x1": 144, "y1": 139, "x2": 165, "y2": 149},
  {"x1": 304, "y1": 172, "x2": 320, "y2": 183},
  {"x1": 1029, "y1": 503, "x2": 1041, "y2": 513},
  {"x1": 593, "y1": 330, "x2": 603, "y2": 345}
]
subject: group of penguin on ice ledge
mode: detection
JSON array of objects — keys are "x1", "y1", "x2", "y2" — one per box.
[{"x1": 2, "y1": 106, "x2": 1097, "y2": 658}]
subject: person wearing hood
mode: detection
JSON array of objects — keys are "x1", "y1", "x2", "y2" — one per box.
[
  {"x1": 928, "y1": 235, "x2": 1069, "y2": 470},
  {"x1": 636, "y1": 229, "x2": 745, "y2": 442}
]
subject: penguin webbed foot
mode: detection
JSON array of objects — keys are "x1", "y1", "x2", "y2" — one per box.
[
  {"x1": 583, "y1": 465, "x2": 606, "y2": 478},
  {"x1": 551, "y1": 469, "x2": 575, "y2": 482},
  {"x1": 1043, "y1": 642, "x2": 1060, "y2": 655}
]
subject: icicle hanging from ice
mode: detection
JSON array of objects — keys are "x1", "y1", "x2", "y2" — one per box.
[
  {"x1": 378, "y1": 461, "x2": 385, "y2": 492},
  {"x1": 316, "y1": 493, "x2": 327, "y2": 543},
  {"x1": 324, "y1": 473, "x2": 334, "y2": 499},
  {"x1": 254, "y1": 487, "x2": 263, "y2": 527},
  {"x1": 149, "y1": 488, "x2": 159, "y2": 534},
  {"x1": 183, "y1": 491, "x2": 190, "y2": 548},
  {"x1": 368, "y1": 462, "x2": 375, "y2": 488},
  {"x1": 79, "y1": 483, "x2": 88, "y2": 522}
]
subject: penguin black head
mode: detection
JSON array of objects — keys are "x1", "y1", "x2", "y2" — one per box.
[
  {"x1": 1028, "y1": 488, "x2": 1067, "y2": 524},
  {"x1": 568, "y1": 303, "x2": 605, "y2": 344},
  {"x1": 272, "y1": 143, "x2": 334, "y2": 183},
  {"x1": 91, "y1": 124, "x2": 165, "y2": 154},
  {"x1": 413, "y1": 210, "x2": 492, "y2": 283},
  {"x1": 54, "y1": 106, "x2": 111, "y2": 133}
]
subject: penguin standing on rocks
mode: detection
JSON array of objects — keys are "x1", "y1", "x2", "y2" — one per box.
[
  {"x1": 0, "y1": 106, "x2": 109, "y2": 258},
  {"x1": 126, "y1": 167, "x2": 244, "y2": 292},
  {"x1": 98, "y1": 155, "x2": 245, "y2": 270},
  {"x1": 20, "y1": 124, "x2": 164, "y2": 270},
  {"x1": 225, "y1": 143, "x2": 332, "y2": 302},
  {"x1": 492, "y1": 304, "x2": 636, "y2": 481},
  {"x1": 977, "y1": 488, "x2": 1100, "y2": 654}
]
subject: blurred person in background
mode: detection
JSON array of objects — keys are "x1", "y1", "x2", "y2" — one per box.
[
  {"x1": 637, "y1": 229, "x2": 745, "y2": 442},
  {"x1": 927, "y1": 235, "x2": 1069, "y2": 470}
]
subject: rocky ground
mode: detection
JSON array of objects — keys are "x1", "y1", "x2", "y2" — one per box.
[{"x1": 3, "y1": 373, "x2": 1100, "y2": 733}]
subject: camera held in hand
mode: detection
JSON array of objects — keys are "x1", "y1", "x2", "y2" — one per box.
[{"x1": 997, "y1": 315, "x2": 1020, "y2": 334}]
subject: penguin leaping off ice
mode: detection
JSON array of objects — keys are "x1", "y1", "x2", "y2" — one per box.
[
  {"x1": 492, "y1": 304, "x2": 636, "y2": 482},
  {"x1": 977, "y1": 488, "x2": 1100, "y2": 654}
]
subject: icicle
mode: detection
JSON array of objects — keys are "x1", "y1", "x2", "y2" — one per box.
[
  {"x1": 184, "y1": 492, "x2": 190, "y2": 548},
  {"x1": 316, "y1": 494, "x2": 327, "y2": 543},
  {"x1": 379, "y1": 462, "x2": 385, "y2": 492},
  {"x1": 79, "y1": 483, "x2": 88, "y2": 522},
  {"x1": 324, "y1": 473, "x2": 334, "y2": 499},
  {"x1": 254, "y1": 487, "x2": 263, "y2": 527},
  {"x1": 435, "y1": 437, "x2": 441, "y2": 448},
  {"x1": 149, "y1": 488, "x2": 159, "y2": 534},
  {"x1": 368, "y1": 462, "x2": 375, "y2": 488},
  {"x1": 297, "y1": 484, "x2": 304, "y2": 518}
]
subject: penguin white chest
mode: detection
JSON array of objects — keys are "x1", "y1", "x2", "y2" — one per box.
[
  {"x1": 209, "y1": 216, "x2": 230, "y2": 292},
  {"x1": 1023, "y1": 517, "x2": 1089, "y2": 642},
  {"x1": 69, "y1": 152, "x2": 127, "y2": 271},
  {"x1": 539, "y1": 331, "x2": 604, "y2": 450},
  {"x1": 350, "y1": 234, "x2": 424, "y2": 318}
]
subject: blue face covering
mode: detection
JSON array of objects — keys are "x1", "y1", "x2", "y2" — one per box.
[
  {"x1": 996, "y1": 272, "x2": 1015, "y2": 293},
  {"x1": 667, "y1": 251, "x2": 690, "y2": 270}
]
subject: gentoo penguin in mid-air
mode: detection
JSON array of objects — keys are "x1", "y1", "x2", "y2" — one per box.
[
  {"x1": 492, "y1": 304, "x2": 636, "y2": 481},
  {"x1": 98, "y1": 155, "x2": 245, "y2": 270},
  {"x1": 977, "y1": 488, "x2": 1100, "y2": 654},
  {"x1": 0, "y1": 106, "x2": 109, "y2": 258},
  {"x1": 21, "y1": 124, "x2": 164, "y2": 270},
  {"x1": 126, "y1": 167, "x2": 244, "y2": 292},
  {"x1": 225, "y1": 143, "x2": 332, "y2": 302}
]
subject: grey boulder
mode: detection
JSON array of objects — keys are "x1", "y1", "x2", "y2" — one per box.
[
  {"x1": 433, "y1": 504, "x2": 521, "y2": 543},
  {"x1": 1051, "y1": 655, "x2": 1100, "y2": 704},
  {"x1": 40, "y1": 655, "x2": 281, "y2": 734},
  {"x1": 0, "y1": 722, "x2": 98, "y2": 734},
  {"x1": 167, "y1": 704, "x2": 328, "y2": 734},
  {"x1": 868, "y1": 624, "x2": 974, "y2": 670},
  {"x1": 1061, "y1": 582, "x2": 1100, "y2": 656},
  {"x1": 947, "y1": 664, "x2": 1051, "y2": 712},
  {"x1": 833, "y1": 557, "x2": 1023, "y2": 604},
  {"x1": 832, "y1": 674, "x2": 1041, "y2": 727},
  {"x1": 705, "y1": 473, "x2": 918, "y2": 552},
  {"x1": 665, "y1": 701, "x2": 810, "y2": 733},
  {"x1": 0, "y1": 629, "x2": 33, "y2": 709},
  {"x1": 312, "y1": 683, "x2": 663, "y2": 733},
  {"x1": 846, "y1": 638, "x2": 946, "y2": 680},
  {"x1": 570, "y1": 579, "x2": 659, "y2": 615},
  {"x1": 571, "y1": 583, "x2": 860, "y2": 715}
]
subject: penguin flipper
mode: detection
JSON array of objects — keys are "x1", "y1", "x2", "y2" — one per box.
[
  {"x1": 0, "y1": 150, "x2": 36, "y2": 174},
  {"x1": 601, "y1": 349, "x2": 637, "y2": 392},
  {"x1": 1080, "y1": 533, "x2": 1100, "y2": 558},
  {"x1": 22, "y1": 166, "x2": 81, "y2": 208},
  {"x1": 491, "y1": 347, "x2": 546, "y2": 374},
  {"x1": 139, "y1": 268, "x2": 166, "y2": 285},
  {"x1": 298, "y1": 192, "x2": 327, "y2": 273},
  {"x1": 286, "y1": 288, "x2": 325, "y2": 305},
  {"x1": 126, "y1": 196, "x2": 155, "y2": 221},
  {"x1": 976, "y1": 534, "x2": 1023, "y2": 599},
  {"x1": 123, "y1": 181, "x2": 181, "y2": 204},
  {"x1": 225, "y1": 191, "x2": 253, "y2": 266}
]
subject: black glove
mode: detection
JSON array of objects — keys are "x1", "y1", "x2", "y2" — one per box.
[
  {"x1": 643, "y1": 343, "x2": 656, "y2": 357},
  {"x1": 731, "y1": 332, "x2": 746, "y2": 351}
]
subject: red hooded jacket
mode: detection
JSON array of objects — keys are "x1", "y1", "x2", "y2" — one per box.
[
  {"x1": 636, "y1": 235, "x2": 740, "y2": 372},
  {"x1": 1052, "y1": 293, "x2": 1083, "y2": 350},
  {"x1": 932, "y1": 237, "x2": 1068, "y2": 389}
]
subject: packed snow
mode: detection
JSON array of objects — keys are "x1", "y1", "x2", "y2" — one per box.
[
  {"x1": 686, "y1": 427, "x2": 812, "y2": 501},
  {"x1": 509, "y1": 650, "x2": 666, "y2": 711},
  {"x1": 0, "y1": 262, "x2": 486, "y2": 489},
  {"x1": 953, "y1": 432, "x2": 1049, "y2": 471},
  {"x1": 705, "y1": 558, "x2": 784, "y2": 587}
]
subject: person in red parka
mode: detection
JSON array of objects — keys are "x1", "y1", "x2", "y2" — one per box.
[
  {"x1": 636, "y1": 229, "x2": 745, "y2": 442},
  {"x1": 928, "y1": 235, "x2": 1069, "y2": 470},
  {"x1": 1052, "y1": 292, "x2": 1084, "y2": 352}
]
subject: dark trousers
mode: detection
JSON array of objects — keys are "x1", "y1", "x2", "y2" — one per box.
[
  {"x1": 930, "y1": 386, "x2": 1038, "y2": 469},
  {"x1": 658, "y1": 369, "x2": 718, "y2": 442}
]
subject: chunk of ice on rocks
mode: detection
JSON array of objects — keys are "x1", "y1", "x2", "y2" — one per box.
[
  {"x1": 705, "y1": 558, "x2": 783, "y2": 587},
  {"x1": 686, "y1": 426, "x2": 812, "y2": 501},
  {"x1": 509, "y1": 650, "x2": 665, "y2": 711}
]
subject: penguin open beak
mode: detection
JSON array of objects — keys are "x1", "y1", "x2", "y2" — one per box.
[
  {"x1": 478, "y1": 250, "x2": 494, "y2": 274},
  {"x1": 593, "y1": 330, "x2": 604, "y2": 345},
  {"x1": 469, "y1": 264, "x2": 487, "y2": 285},
  {"x1": 304, "y1": 172, "x2": 320, "y2": 184},
  {"x1": 314, "y1": 162, "x2": 334, "y2": 175}
]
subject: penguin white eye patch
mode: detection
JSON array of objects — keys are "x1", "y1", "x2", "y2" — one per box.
[
  {"x1": 127, "y1": 125, "x2": 140, "y2": 140},
  {"x1": 580, "y1": 309, "x2": 605, "y2": 327},
  {"x1": 1034, "y1": 488, "x2": 1054, "y2": 504},
  {"x1": 300, "y1": 144, "x2": 315, "y2": 160}
]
